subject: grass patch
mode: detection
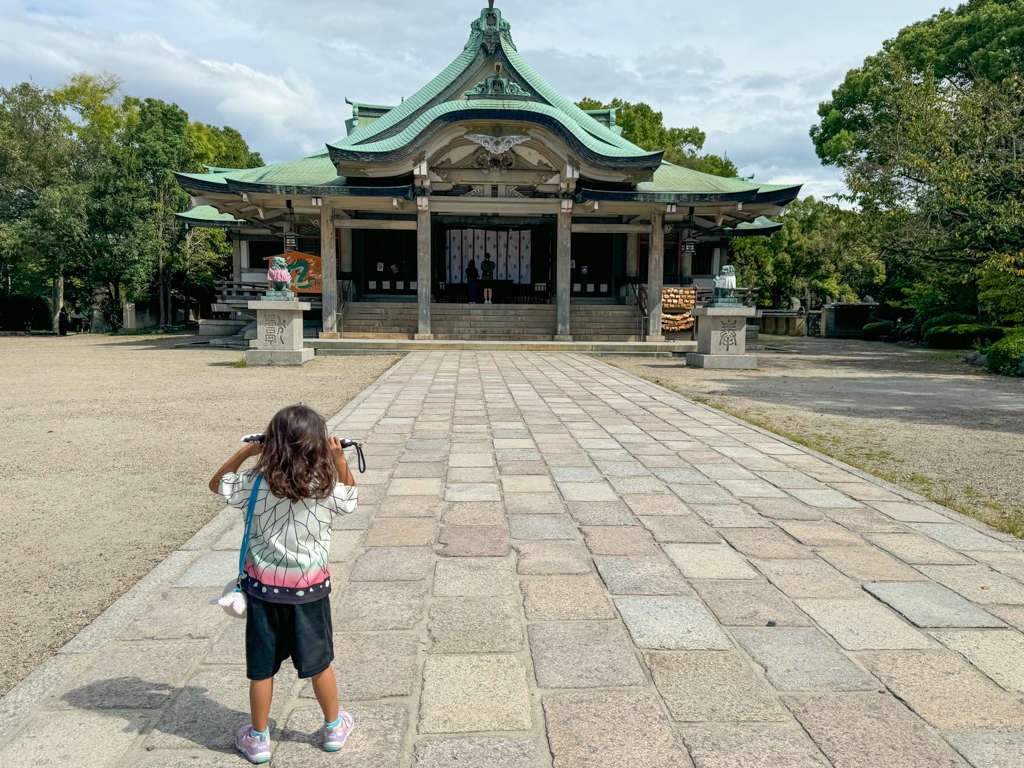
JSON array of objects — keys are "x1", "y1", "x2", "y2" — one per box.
[{"x1": 231, "y1": 358, "x2": 247, "y2": 368}]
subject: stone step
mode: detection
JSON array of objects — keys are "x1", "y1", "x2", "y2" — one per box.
[{"x1": 309, "y1": 338, "x2": 694, "y2": 355}]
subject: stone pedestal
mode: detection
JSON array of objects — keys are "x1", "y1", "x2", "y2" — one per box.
[
  {"x1": 686, "y1": 305, "x2": 758, "y2": 370},
  {"x1": 246, "y1": 300, "x2": 314, "y2": 366}
]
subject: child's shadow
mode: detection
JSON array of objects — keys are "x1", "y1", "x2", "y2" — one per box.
[{"x1": 60, "y1": 676, "x2": 312, "y2": 751}]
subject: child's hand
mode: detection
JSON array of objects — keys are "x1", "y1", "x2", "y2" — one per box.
[{"x1": 328, "y1": 437, "x2": 348, "y2": 462}]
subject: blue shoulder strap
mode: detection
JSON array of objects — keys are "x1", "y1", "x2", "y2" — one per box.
[{"x1": 238, "y1": 474, "x2": 262, "y2": 585}]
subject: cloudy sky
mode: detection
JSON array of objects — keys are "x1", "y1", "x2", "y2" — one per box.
[{"x1": 1, "y1": 0, "x2": 946, "y2": 198}]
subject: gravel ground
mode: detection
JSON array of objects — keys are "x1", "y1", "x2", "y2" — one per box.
[
  {"x1": 612, "y1": 336, "x2": 1024, "y2": 537},
  {"x1": 0, "y1": 333, "x2": 398, "y2": 696}
]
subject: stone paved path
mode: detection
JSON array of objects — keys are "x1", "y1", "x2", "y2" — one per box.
[{"x1": 4, "y1": 351, "x2": 1024, "y2": 768}]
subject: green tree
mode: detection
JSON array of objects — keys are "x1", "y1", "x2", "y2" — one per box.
[
  {"x1": 732, "y1": 197, "x2": 884, "y2": 309},
  {"x1": 577, "y1": 97, "x2": 738, "y2": 177},
  {"x1": 188, "y1": 122, "x2": 264, "y2": 170}
]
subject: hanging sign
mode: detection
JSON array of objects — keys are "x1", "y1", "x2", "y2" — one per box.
[
  {"x1": 684, "y1": 241, "x2": 697, "y2": 254},
  {"x1": 284, "y1": 234, "x2": 299, "y2": 251}
]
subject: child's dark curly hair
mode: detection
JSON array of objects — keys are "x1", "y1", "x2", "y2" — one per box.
[{"x1": 255, "y1": 405, "x2": 337, "y2": 502}]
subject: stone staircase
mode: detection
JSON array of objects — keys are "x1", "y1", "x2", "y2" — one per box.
[{"x1": 339, "y1": 302, "x2": 644, "y2": 342}]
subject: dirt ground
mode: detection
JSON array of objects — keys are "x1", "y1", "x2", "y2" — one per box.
[
  {"x1": 0, "y1": 333, "x2": 397, "y2": 696},
  {"x1": 612, "y1": 336, "x2": 1024, "y2": 538}
]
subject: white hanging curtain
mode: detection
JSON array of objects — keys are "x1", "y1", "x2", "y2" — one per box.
[{"x1": 447, "y1": 229, "x2": 531, "y2": 284}]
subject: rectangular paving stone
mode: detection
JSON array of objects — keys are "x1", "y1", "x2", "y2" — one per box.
[
  {"x1": 869, "y1": 501, "x2": 951, "y2": 523},
  {"x1": 943, "y1": 732, "x2": 1024, "y2": 768},
  {"x1": 651, "y1": 467, "x2": 713, "y2": 484},
  {"x1": 514, "y1": 540, "x2": 592, "y2": 575},
  {"x1": 509, "y1": 514, "x2": 575, "y2": 541},
  {"x1": 866, "y1": 533, "x2": 971, "y2": 565},
  {"x1": 784, "y1": 692, "x2": 971, "y2": 768},
  {"x1": 582, "y1": 526, "x2": 660, "y2": 556},
  {"x1": 558, "y1": 482, "x2": 618, "y2": 502},
  {"x1": 529, "y1": 622, "x2": 646, "y2": 688},
  {"x1": 718, "y1": 479, "x2": 789, "y2": 498},
  {"x1": 434, "y1": 558, "x2": 516, "y2": 596},
  {"x1": 522, "y1": 576, "x2": 614, "y2": 620},
  {"x1": 608, "y1": 475, "x2": 671, "y2": 494},
  {"x1": 681, "y1": 725, "x2": 830, "y2": 768},
  {"x1": 623, "y1": 494, "x2": 691, "y2": 516},
  {"x1": 751, "y1": 558, "x2": 864, "y2": 598},
  {"x1": 55, "y1": 640, "x2": 204, "y2": 709},
  {"x1": 0, "y1": 710, "x2": 148, "y2": 767},
  {"x1": 616, "y1": 597, "x2": 731, "y2": 650},
  {"x1": 119, "y1": 588, "x2": 230, "y2": 640},
  {"x1": 909, "y1": 522, "x2": 1016, "y2": 552},
  {"x1": 816, "y1": 546, "x2": 925, "y2": 582},
  {"x1": 787, "y1": 489, "x2": 864, "y2": 509},
  {"x1": 641, "y1": 515, "x2": 722, "y2": 544},
  {"x1": 566, "y1": 501, "x2": 635, "y2": 526},
  {"x1": 445, "y1": 483, "x2": 501, "y2": 502},
  {"x1": 971, "y1": 551, "x2": 1024, "y2": 582},
  {"x1": 734, "y1": 627, "x2": 877, "y2": 691},
  {"x1": 828, "y1": 481, "x2": 904, "y2": 501},
  {"x1": 505, "y1": 492, "x2": 566, "y2": 515},
  {"x1": 691, "y1": 504, "x2": 774, "y2": 529},
  {"x1": 388, "y1": 478, "x2": 444, "y2": 496},
  {"x1": 500, "y1": 460, "x2": 549, "y2": 475},
  {"x1": 593, "y1": 555, "x2": 693, "y2": 596},
  {"x1": 450, "y1": 453, "x2": 495, "y2": 467},
  {"x1": 334, "y1": 581, "x2": 427, "y2": 631},
  {"x1": 173, "y1": 550, "x2": 238, "y2": 587},
  {"x1": 796, "y1": 598, "x2": 936, "y2": 650},
  {"x1": 442, "y1": 501, "x2": 505, "y2": 526},
  {"x1": 776, "y1": 520, "x2": 864, "y2": 548},
  {"x1": 448, "y1": 466, "x2": 499, "y2": 483},
  {"x1": 861, "y1": 650, "x2": 1024, "y2": 729},
  {"x1": 692, "y1": 580, "x2": 813, "y2": 627},
  {"x1": 392, "y1": 462, "x2": 446, "y2": 478},
  {"x1": 720, "y1": 528, "x2": 813, "y2": 559},
  {"x1": 665, "y1": 544, "x2": 759, "y2": 580},
  {"x1": 551, "y1": 466, "x2": 602, "y2": 482},
  {"x1": 276, "y1": 703, "x2": 408, "y2": 768},
  {"x1": 413, "y1": 738, "x2": 544, "y2": 768},
  {"x1": 865, "y1": 582, "x2": 1006, "y2": 628},
  {"x1": 822, "y1": 508, "x2": 909, "y2": 534},
  {"x1": 420, "y1": 654, "x2": 532, "y2": 733},
  {"x1": 544, "y1": 690, "x2": 691, "y2": 768},
  {"x1": 989, "y1": 605, "x2": 1024, "y2": 631},
  {"x1": 438, "y1": 525, "x2": 508, "y2": 557},
  {"x1": 349, "y1": 546, "x2": 432, "y2": 581},
  {"x1": 671, "y1": 484, "x2": 740, "y2": 505},
  {"x1": 919, "y1": 564, "x2": 1024, "y2": 605},
  {"x1": 328, "y1": 633, "x2": 420, "y2": 700},
  {"x1": 365, "y1": 518, "x2": 436, "y2": 547},
  {"x1": 747, "y1": 498, "x2": 824, "y2": 520},
  {"x1": 932, "y1": 629, "x2": 1024, "y2": 693},
  {"x1": 333, "y1": 506, "x2": 373, "y2": 530},
  {"x1": 646, "y1": 651, "x2": 789, "y2": 722},
  {"x1": 428, "y1": 597, "x2": 523, "y2": 653},
  {"x1": 502, "y1": 475, "x2": 556, "y2": 493}
]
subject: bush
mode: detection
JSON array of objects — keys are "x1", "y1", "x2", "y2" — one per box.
[
  {"x1": 863, "y1": 321, "x2": 895, "y2": 340},
  {"x1": 0, "y1": 294, "x2": 50, "y2": 331},
  {"x1": 921, "y1": 312, "x2": 978, "y2": 335},
  {"x1": 924, "y1": 324, "x2": 1006, "y2": 350},
  {"x1": 987, "y1": 332, "x2": 1024, "y2": 376}
]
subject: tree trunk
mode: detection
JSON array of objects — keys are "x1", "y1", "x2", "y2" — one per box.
[
  {"x1": 51, "y1": 275, "x2": 64, "y2": 334},
  {"x1": 158, "y1": 188, "x2": 167, "y2": 327}
]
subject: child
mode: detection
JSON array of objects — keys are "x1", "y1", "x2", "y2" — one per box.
[{"x1": 209, "y1": 404, "x2": 358, "y2": 763}]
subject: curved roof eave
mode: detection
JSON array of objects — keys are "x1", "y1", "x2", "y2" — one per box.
[{"x1": 328, "y1": 102, "x2": 663, "y2": 171}]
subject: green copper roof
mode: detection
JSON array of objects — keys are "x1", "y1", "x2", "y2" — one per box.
[
  {"x1": 176, "y1": 205, "x2": 249, "y2": 227},
  {"x1": 329, "y1": 5, "x2": 659, "y2": 168}
]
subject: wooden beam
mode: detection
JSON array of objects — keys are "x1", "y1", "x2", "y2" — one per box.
[
  {"x1": 334, "y1": 219, "x2": 418, "y2": 231},
  {"x1": 571, "y1": 223, "x2": 651, "y2": 234}
]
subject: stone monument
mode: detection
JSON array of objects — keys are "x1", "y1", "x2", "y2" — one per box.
[
  {"x1": 245, "y1": 257, "x2": 314, "y2": 366},
  {"x1": 686, "y1": 266, "x2": 758, "y2": 370}
]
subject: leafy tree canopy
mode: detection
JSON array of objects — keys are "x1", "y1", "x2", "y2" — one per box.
[{"x1": 577, "y1": 97, "x2": 738, "y2": 177}]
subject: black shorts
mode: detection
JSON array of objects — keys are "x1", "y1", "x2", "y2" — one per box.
[{"x1": 245, "y1": 595, "x2": 334, "y2": 681}]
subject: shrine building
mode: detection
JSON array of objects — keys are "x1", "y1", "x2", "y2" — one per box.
[{"x1": 176, "y1": 3, "x2": 801, "y2": 344}]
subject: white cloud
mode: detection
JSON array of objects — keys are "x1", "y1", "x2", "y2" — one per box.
[{"x1": 1, "y1": 0, "x2": 947, "y2": 198}]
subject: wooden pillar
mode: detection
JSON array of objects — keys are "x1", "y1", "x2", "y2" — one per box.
[
  {"x1": 555, "y1": 209, "x2": 572, "y2": 340},
  {"x1": 320, "y1": 205, "x2": 339, "y2": 336},
  {"x1": 647, "y1": 212, "x2": 665, "y2": 341},
  {"x1": 416, "y1": 200, "x2": 433, "y2": 339},
  {"x1": 231, "y1": 238, "x2": 242, "y2": 281},
  {"x1": 626, "y1": 232, "x2": 639, "y2": 277}
]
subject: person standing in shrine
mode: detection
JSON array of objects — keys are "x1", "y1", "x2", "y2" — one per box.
[
  {"x1": 481, "y1": 252, "x2": 496, "y2": 304},
  {"x1": 466, "y1": 259, "x2": 480, "y2": 303}
]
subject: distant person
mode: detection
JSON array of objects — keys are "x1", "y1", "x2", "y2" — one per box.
[
  {"x1": 209, "y1": 405, "x2": 358, "y2": 762},
  {"x1": 481, "y1": 252, "x2": 496, "y2": 304},
  {"x1": 58, "y1": 307, "x2": 70, "y2": 336},
  {"x1": 466, "y1": 259, "x2": 480, "y2": 304}
]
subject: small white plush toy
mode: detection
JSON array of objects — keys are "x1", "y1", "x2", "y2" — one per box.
[{"x1": 211, "y1": 581, "x2": 247, "y2": 618}]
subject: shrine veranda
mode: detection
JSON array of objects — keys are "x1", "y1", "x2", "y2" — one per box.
[{"x1": 176, "y1": 4, "x2": 800, "y2": 342}]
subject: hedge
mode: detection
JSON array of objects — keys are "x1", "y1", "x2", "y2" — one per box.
[
  {"x1": 923, "y1": 324, "x2": 1006, "y2": 350},
  {"x1": 987, "y1": 331, "x2": 1024, "y2": 376},
  {"x1": 863, "y1": 321, "x2": 895, "y2": 340},
  {"x1": 921, "y1": 312, "x2": 978, "y2": 335}
]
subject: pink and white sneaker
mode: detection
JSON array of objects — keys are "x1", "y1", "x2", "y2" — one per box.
[
  {"x1": 322, "y1": 711, "x2": 354, "y2": 752},
  {"x1": 236, "y1": 724, "x2": 271, "y2": 764}
]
